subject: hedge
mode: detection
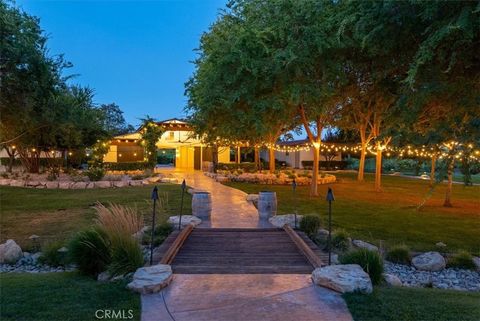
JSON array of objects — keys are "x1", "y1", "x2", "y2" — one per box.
[
  {"x1": 301, "y1": 160, "x2": 349, "y2": 170},
  {"x1": 217, "y1": 162, "x2": 258, "y2": 172},
  {"x1": 103, "y1": 162, "x2": 151, "y2": 171}
]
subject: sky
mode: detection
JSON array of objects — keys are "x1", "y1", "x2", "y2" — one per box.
[{"x1": 16, "y1": 0, "x2": 227, "y2": 127}]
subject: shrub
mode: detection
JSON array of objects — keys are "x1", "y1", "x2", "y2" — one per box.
[
  {"x1": 68, "y1": 227, "x2": 111, "y2": 276},
  {"x1": 331, "y1": 229, "x2": 351, "y2": 252},
  {"x1": 84, "y1": 167, "x2": 105, "y2": 181},
  {"x1": 217, "y1": 162, "x2": 257, "y2": 173},
  {"x1": 38, "y1": 241, "x2": 68, "y2": 267},
  {"x1": 104, "y1": 162, "x2": 151, "y2": 171},
  {"x1": 340, "y1": 249, "x2": 384, "y2": 285},
  {"x1": 108, "y1": 235, "x2": 144, "y2": 276},
  {"x1": 447, "y1": 250, "x2": 476, "y2": 270},
  {"x1": 386, "y1": 244, "x2": 411, "y2": 265},
  {"x1": 143, "y1": 222, "x2": 174, "y2": 246},
  {"x1": 299, "y1": 215, "x2": 321, "y2": 237}
]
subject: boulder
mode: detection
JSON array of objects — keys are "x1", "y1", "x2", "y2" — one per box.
[
  {"x1": 311, "y1": 264, "x2": 372, "y2": 294},
  {"x1": 352, "y1": 239, "x2": 379, "y2": 252},
  {"x1": 148, "y1": 176, "x2": 162, "y2": 183},
  {"x1": 127, "y1": 264, "x2": 173, "y2": 294},
  {"x1": 9, "y1": 180, "x2": 25, "y2": 187},
  {"x1": 129, "y1": 180, "x2": 143, "y2": 186},
  {"x1": 26, "y1": 181, "x2": 41, "y2": 187},
  {"x1": 161, "y1": 177, "x2": 178, "y2": 183},
  {"x1": 36, "y1": 184, "x2": 46, "y2": 189},
  {"x1": 268, "y1": 214, "x2": 303, "y2": 228},
  {"x1": 412, "y1": 251, "x2": 446, "y2": 272},
  {"x1": 58, "y1": 182, "x2": 72, "y2": 189},
  {"x1": 94, "y1": 181, "x2": 111, "y2": 188},
  {"x1": 215, "y1": 176, "x2": 229, "y2": 183},
  {"x1": 167, "y1": 215, "x2": 202, "y2": 229},
  {"x1": 97, "y1": 271, "x2": 112, "y2": 282},
  {"x1": 142, "y1": 179, "x2": 152, "y2": 185},
  {"x1": 0, "y1": 239, "x2": 23, "y2": 264},
  {"x1": 132, "y1": 226, "x2": 149, "y2": 241},
  {"x1": 45, "y1": 181, "x2": 59, "y2": 189},
  {"x1": 85, "y1": 182, "x2": 94, "y2": 189},
  {"x1": 435, "y1": 242, "x2": 447, "y2": 248},
  {"x1": 0, "y1": 179, "x2": 11, "y2": 186},
  {"x1": 383, "y1": 273, "x2": 402, "y2": 287},
  {"x1": 246, "y1": 194, "x2": 259, "y2": 202},
  {"x1": 71, "y1": 182, "x2": 87, "y2": 189},
  {"x1": 472, "y1": 256, "x2": 480, "y2": 271},
  {"x1": 113, "y1": 181, "x2": 128, "y2": 188}
]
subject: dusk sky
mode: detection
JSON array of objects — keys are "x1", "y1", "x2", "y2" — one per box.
[{"x1": 17, "y1": 0, "x2": 226, "y2": 127}]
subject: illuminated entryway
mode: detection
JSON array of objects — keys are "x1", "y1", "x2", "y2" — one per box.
[{"x1": 157, "y1": 148, "x2": 176, "y2": 167}]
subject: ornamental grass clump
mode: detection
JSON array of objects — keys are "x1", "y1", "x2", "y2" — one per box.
[
  {"x1": 68, "y1": 227, "x2": 111, "y2": 277},
  {"x1": 299, "y1": 215, "x2": 321, "y2": 237},
  {"x1": 386, "y1": 244, "x2": 411, "y2": 265},
  {"x1": 94, "y1": 202, "x2": 144, "y2": 276},
  {"x1": 447, "y1": 250, "x2": 476, "y2": 270},
  {"x1": 340, "y1": 248, "x2": 384, "y2": 285},
  {"x1": 39, "y1": 241, "x2": 69, "y2": 267}
]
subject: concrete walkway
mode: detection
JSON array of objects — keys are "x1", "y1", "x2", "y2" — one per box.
[
  {"x1": 170, "y1": 170, "x2": 269, "y2": 228},
  {"x1": 141, "y1": 274, "x2": 353, "y2": 321},
  {"x1": 142, "y1": 169, "x2": 353, "y2": 321}
]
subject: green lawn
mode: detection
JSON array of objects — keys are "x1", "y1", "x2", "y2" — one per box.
[
  {"x1": 0, "y1": 272, "x2": 140, "y2": 321},
  {"x1": 0, "y1": 184, "x2": 192, "y2": 248},
  {"x1": 226, "y1": 172, "x2": 480, "y2": 253},
  {"x1": 344, "y1": 286, "x2": 480, "y2": 321}
]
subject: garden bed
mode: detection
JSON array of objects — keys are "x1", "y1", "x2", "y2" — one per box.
[{"x1": 205, "y1": 169, "x2": 336, "y2": 185}]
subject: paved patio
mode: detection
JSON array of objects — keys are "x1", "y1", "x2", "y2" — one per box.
[{"x1": 141, "y1": 274, "x2": 353, "y2": 321}]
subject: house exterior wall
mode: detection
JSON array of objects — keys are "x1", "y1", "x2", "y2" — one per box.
[{"x1": 262, "y1": 148, "x2": 342, "y2": 168}]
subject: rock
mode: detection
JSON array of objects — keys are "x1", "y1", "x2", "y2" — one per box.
[
  {"x1": 435, "y1": 242, "x2": 447, "y2": 248},
  {"x1": 94, "y1": 181, "x2": 111, "y2": 188},
  {"x1": 383, "y1": 273, "x2": 402, "y2": 287},
  {"x1": 331, "y1": 254, "x2": 339, "y2": 265},
  {"x1": 167, "y1": 215, "x2": 202, "y2": 228},
  {"x1": 0, "y1": 239, "x2": 23, "y2": 264},
  {"x1": 311, "y1": 264, "x2": 372, "y2": 294},
  {"x1": 246, "y1": 194, "x2": 259, "y2": 202},
  {"x1": 71, "y1": 182, "x2": 87, "y2": 189},
  {"x1": 412, "y1": 252, "x2": 446, "y2": 272},
  {"x1": 268, "y1": 214, "x2": 303, "y2": 228},
  {"x1": 127, "y1": 264, "x2": 173, "y2": 294},
  {"x1": 132, "y1": 226, "x2": 149, "y2": 241},
  {"x1": 26, "y1": 181, "x2": 41, "y2": 187},
  {"x1": 45, "y1": 181, "x2": 59, "y2": 189},
  {"x1": 161, "y1": 178, "x2": 178, "y2": 183},
  {"x1": 36, "y1": 184, "x2": 46, "y2": 189},
  {"x1": 352, "y1": 240, "x2": 379, "y2": 252},
  {"x1": 215, "y1": 175, "x2": 229, "y2": 183},
  {"x1": 9, "y1": 180, "x2": 25, "y2": 187},
  {"x1": 129, "y1": 180, "x2": 143, "y2": 186},
  {"x1": 0, "y1": 178, "x2": 11, "y2": 186},
  {"x1": 58, "y1": 182, "x2": 72, "y2": 189},
  {"x1": 148, "y1": 176, "x2": 161, "y2": 183},
  {"x1": 85, "y1": 182, "x2": 94, "y2": 189},
  {"x1": 31, "y1": 252, "x2": 42, "y2": 262},
  {"x1": 472, "y1": 257, "x2": 480, "y2": 271},
  {"x1": 97, "y1": 271, "x2": 111, "y2": 282},
  {"x1": 142, "y1": 179, "x2": 152, "y2": 185},
  {"x1": 113, "y1": 181, "x2": 128, "y2": 188}
]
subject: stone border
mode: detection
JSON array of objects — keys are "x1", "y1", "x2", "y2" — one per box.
[{"x1": 0, "y1": 177, "x2": 179, "y2": 189}]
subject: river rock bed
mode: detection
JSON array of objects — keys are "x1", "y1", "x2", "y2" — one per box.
[{"x1": 384, "y1": 261, "x2": 480, "y2": 291}]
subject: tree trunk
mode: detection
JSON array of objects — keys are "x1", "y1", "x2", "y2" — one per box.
[
  {"x1": 5, "y1": 148, "x2": 15, "y2": 173},
  {"x1": 212, "y1": 146, "x2": 218, "y2": 174},
  {"x1": 443, "y1": 157, "x2": 454, "y2": 207},
  {"x1": 430, "y1": 155, "x2": 436, "y2": 187},
  {"x1": 374, "y1": 143, "x2": 383, "y2": 192},
  {"x1": 236, "y1": 146, "x2": 241, "y2": 164},
  {"x1": 358, "y1": 143, "x2": 367, "y2": 181},
  {"x1": 269, "y1": 147, "x2": 275, "y2": 173},
  {"x1": 310, "y1": 145, "x2": 320, "y2": 196},
  {"x1": 254, "y1": 147, "x2": 260, "y2": 171}
]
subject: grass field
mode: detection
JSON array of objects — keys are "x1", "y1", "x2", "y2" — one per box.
[
  {"x1": 344, "y1": 286, "x2": 480, "y2": 321},
  {"x1": 0, "y1": 272, "x2": 140, "y2": 321},
  {"x1": 0, "y1": 184, "x2": 192, "y2": 248},
  {"x1": 226, "y1": 172, "x2": 480, "y2": 253}
]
